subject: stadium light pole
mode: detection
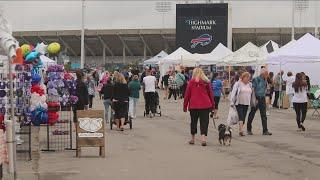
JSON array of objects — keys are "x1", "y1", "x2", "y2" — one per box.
[
  {"x1": 227, "y1": 0, "x2": 232, "y2": 50},
  {"x1": 315, "y1": 1, "x2": 319, "y2": 38},
  {"x1": 80, "y1": 0, "x2": 85, "y2": 69},
  {"x1": 291, "y1": 0, "x2": 295, "y2": 40}
]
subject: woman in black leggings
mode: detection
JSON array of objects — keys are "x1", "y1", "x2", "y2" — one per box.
[{"x1": 292, "y1": 73, "x2": 308, "y2": 131}]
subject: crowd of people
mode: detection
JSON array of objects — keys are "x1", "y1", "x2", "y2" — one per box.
[{"x1": 72, "y1": 65, "x2": 313, "y2": 145}]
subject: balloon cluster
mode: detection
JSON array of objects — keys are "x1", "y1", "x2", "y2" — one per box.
[
  {"x1": 13, "y1": 41, "x2": 61, "y2": 126},
  {"x1": 18, "y1": 42, "x2": 61, "y2": 66}
]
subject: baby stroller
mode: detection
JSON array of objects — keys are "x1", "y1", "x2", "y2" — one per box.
[
  {"x1": 144, "y1": 91, "x2": 162, "y2": 117},
  {"x1": 110, "y1": 102, "x2": 133, "y2": 130}
]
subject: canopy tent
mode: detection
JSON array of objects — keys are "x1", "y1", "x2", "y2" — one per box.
[
  {"x1": 217, "y1": 42, "x2": 267, "y2": 66},
  {"x1": 181, "y1": 53, "x2": 208, "y2": 67},
  {"x1": 253, "y1": 41, "x2": 280, "y2": 77},
  {"x1": 160, "y1": 47, "x2": 191, "y2": 77},
  {"x1": 143, "y1": 50, "x2": 168, "y2": 65},
  {"x1": 255, "y1": 40, "x2": 296, "y2": 77},
  {"x1": 162, "y1": 47, "x2": 191, "y2": 65},
  {"x1": 198, "y1": 43, "x2": 233, "y2": 65},
  {"x1": 267, "y1": 34, "x2": 320, "y2": 85},
  {"x1": 276, "y1": 39, "x2": 296, "y2": 51},
  {"x1": 267, "y1": 33, "x2": 320, "y2": 64},
  {"x1": 260, "y1": 40, "x2": 280, "y2": 54}
]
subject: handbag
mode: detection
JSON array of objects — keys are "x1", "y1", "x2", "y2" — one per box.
[{"x1": 227, "y1": 106, "x2": 239, "y2": 126}]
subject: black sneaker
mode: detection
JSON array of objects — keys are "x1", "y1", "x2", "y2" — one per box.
[
  {"x1": 263, "y1": 131, "x2": 272, "y2": 136},
  {"x1": 300, "y1": 124, "x2": 306, "y2": 131},
  {"x1": 247, "y1": 131, "x2": 253, "y2": 135}
]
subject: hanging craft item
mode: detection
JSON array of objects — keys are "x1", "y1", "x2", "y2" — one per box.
[
  {"x1": 46, "y1": 64, "x2": 65, "y2": 125},
  {"x1": 30, "y1": 71, "x2": 48, "y2": 126}
]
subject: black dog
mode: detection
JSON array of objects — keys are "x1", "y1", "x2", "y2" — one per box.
[{"x1": 218, "y1": 124, "x2": 232, "y2": 146}]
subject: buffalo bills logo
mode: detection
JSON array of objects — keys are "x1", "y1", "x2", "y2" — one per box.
[{"x1": 190, "y1": 34, "x2": 212, "y2": 48}]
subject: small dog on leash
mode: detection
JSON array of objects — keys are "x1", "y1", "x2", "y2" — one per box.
[{"x1": 218, "y1": 124, "x2": 232, "y2": 146}]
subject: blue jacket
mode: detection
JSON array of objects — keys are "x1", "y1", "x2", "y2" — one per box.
[
  {"x1": 212, "y1": 79, "x2": 222, "y2": 97},
  {"x1": 252, "y1": 76, "x2": 267, "y2": 97}
]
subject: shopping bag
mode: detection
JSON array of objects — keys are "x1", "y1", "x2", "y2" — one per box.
[{"x1": 227, "y1": 106, "x2": 239, "y2": 126}]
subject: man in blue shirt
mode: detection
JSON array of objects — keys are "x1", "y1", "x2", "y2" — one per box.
[
  {"x1": 211, "y1": 72, "x2": 223, "y2": 119},
  {"x1": 247, "y1": 68, "x2": 272, "y2": 136}
]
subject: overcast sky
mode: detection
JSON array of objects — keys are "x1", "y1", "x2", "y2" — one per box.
[{"x1": 0, "y1": 1, "x2": 318, "y2": 31}]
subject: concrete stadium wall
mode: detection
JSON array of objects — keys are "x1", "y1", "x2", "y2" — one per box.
[{"x1": 1, "y1": 1, "x2": 319, "y2": 31}]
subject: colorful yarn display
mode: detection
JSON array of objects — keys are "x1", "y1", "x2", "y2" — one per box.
[
  {"x1": 47, "y1": 111, "x2": 59, "y2": 125},
  {"x1": 31, "y1": 106, "x2": 48, "y2": 126},
  {"x1": 30, "y1": 71, "x2": 48, "y2": 126},
  {"x1": 46, "y1": 64, "x2": 65, "y2": 125}
]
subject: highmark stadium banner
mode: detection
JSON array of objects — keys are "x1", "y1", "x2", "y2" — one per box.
[{"x1": 176, "y1": 3, "x2": 228, "y2": 53}]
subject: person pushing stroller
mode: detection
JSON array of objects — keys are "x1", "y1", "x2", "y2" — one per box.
[{"x1": 143, "y1": 70, "x2": 157, "y2": 118}]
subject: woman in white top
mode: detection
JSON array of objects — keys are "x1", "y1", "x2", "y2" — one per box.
[
  {"x1": 230, "y1": 72, "x2": 252, "y2": 136},
  {"x1": 286, "y1": 72, "x2": 295, "y2": 108},
  {"x1": 292, "y1": 73, "x2": 308, "y2": 131}
]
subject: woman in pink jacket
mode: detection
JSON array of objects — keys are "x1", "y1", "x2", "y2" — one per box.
[{"x1": 184, "y1": 68, "x2": 215, "y2": 146}]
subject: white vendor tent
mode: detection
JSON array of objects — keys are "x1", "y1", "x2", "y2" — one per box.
[
  {"x1": 217, "y1": 42, "x2": 267, "y2": 66},
  {"x1": 260, "y1": 40, "x2": 280, "y2": 54},
  {"x1": 267, "y1": 33, "x2": 320, "y2": 64},
  {"x1": 267, "y1": 34, "x2": 320, "y2": 85},
  {"x1": 162, "y1": 47, "x2": 191, "y2": 65},
  {"x1": 143, "y1": 51, "x2": 168, "y2": 65},
  {"x1": 198, "y1": 43, "x2": 233, "y2": 65},
  {"x1": 277, "y1": 39, "x2": 296, "y2": 50},
  {"x1": 181, "y1": 53, "x2": 208, "y2": 67},
  {"x1": 160, "y1": 47, "x2": 191, "y2": 77}
]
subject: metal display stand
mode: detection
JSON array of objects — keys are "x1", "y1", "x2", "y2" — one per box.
[{"x1": 41, "y1": 108, "x2": 73, "y2": 151}]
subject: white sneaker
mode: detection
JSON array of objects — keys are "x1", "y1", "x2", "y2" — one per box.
[
  {"x1": 174, "y1": 100, "x2": 178, "y2": 103},
  {"x1": 266, "y1": 111, "x2": 270, "y2": 116}
]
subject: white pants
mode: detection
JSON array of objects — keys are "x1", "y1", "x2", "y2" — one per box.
[
  {"x1": 288, "y1": 93, "x2": 294, "y2": 108},
  {"x1": 129, "y1": 97, "x2": 139, "y2": 118}
]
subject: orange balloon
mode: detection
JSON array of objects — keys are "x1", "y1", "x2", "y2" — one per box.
[{"x1": 13, "y1": 48, "x2": 24, "y2": 64}]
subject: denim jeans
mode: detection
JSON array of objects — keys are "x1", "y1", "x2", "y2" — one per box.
[
  {"x1": 247, "y1": 96, "x2": 269, "y2": 133},
  {"x1": 103, "y1": 99, "x2": 112, "y2": 122},
  {"x1": 129, "y1": 97, "x2": 139, "y2": 118}
]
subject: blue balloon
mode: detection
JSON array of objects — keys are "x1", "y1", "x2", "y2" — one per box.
[
  {"x1": 25, "y1": 51, "x2": 39, "y2": 62},
  {"x1": 31, "y1": 73, "x2": 41, "y2": 84}
]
